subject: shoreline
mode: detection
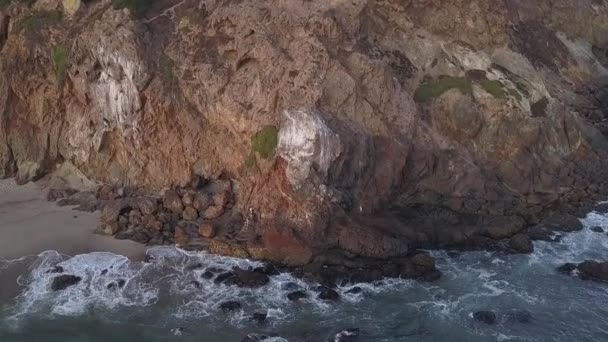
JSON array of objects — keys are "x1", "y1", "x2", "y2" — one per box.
[{"x1": 0, "y1": 179, "x2": 146, "y2": 261}]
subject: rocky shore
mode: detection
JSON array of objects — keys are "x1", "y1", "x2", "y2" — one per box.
[{"x1": 1, "y1": 0, "x2": 608, "y2": 279}]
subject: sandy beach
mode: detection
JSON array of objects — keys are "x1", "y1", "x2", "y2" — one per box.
[{"x1": 0, "y1": 179, "x2": 146, "y2": 261}]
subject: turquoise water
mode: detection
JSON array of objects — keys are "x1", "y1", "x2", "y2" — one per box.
[{"x1": 1, "y1": 211, "x2": 608, "y2": 341}]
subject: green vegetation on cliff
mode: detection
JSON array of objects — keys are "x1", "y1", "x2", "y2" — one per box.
[
  {"x1": 112, "y1": 0, "x2": 156, "y2": 18},
  {"x1": 52, "y1": 45, "x2": 68, "y2": 85},
  {"x1": 414, "y1": 76, "x2": 472, "y2": 103},
  {"x1": 251, "y1": 125, "x2": 279, "y2": 159},
  {"x1": 479, "y1": 79, "x2": 506, "y2": 98}
]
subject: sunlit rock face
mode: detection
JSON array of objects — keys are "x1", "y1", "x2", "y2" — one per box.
[{"x1": 1, "y1": 0, "x2": 608, "y2": 263}]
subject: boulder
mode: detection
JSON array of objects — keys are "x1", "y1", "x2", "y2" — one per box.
[
  {"x1": 50, "y1": 275, "x2": 82, "y2": 291},
  {"x1": 136, "y1": 197, "x2": 158, "y2": 215},
  {"x1": 201, "y1": 205, "x2": 224, "y2": 220},
  {"x1": 541, "y1": 213, "x2": 583, "y2": 232},
  {"x1": 163, "y1": 190, "x2": 183, "y2": 214},
  {"x1": 192, "y1": 193, "x2": 212, "y2": 212},
  {"x1": 287, "y1": 291, "x2": 308, "y2": 301},
  {"x1": 219, "y1": 301, "x2": 242, "y2": 312},
  {"x1": 577, "y1": 260, "x2": 608, "y2": 282},
  {"x1": 182, "y1": 192, "x2": 194, "y2": 206},
  {"x1": 316, "y1": 286, "x2": 340, "y2": 301},
  {"x1": 557, "y1": 263, "x2": 577, "y2": 275},
  {"x1": 182, "y1": 206, "x2": 199, "y2": 221},
  {"x1": 473, "y1": 310, "x2": 496, "y2": 324},
  {"x1": 251, "y1": 312, "x2": 267, "y2": 324},
  {"x1": 231, "y1": 267, "x2": 270, "y2": 287},
  {"x1": 590, "y1": 226, "x2": 604, "y2": 233},
  {"x1": 509, "y1": 234, "x2": 534, "y2": 253},
  {"x1": 345, "y1": 286, "x2": 363, "y2": 294},
  {"x1": 198, "y1": 223, "x2": 216, "y2": 238}
]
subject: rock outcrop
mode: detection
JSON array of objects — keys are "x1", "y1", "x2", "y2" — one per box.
[{"x1": 1, "y1": 0, "x2": 608, "y2": 266}]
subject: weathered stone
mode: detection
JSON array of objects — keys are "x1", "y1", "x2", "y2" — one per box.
[
  {"x1": 509, "y1": 234, "x2": 534, "y2": 254},
  {"x1": 219, "y1": 301, "x2": 242, "y2": 312},
  {"x1": 201, "y1": 206, "x2": 224, "y2": 220},
  {"x1": 50, "y1": 275, "x2": 82, "y2": 291},
  {"x1": 251, "y1": 312, "x2": 267, "y2": 324},
  {"x1": 192, "y1": 193, "x2": 212, "y2": 212},
  {"x1": 198, "y1": 223, "x2": 216, "y2": 238},
  {"x1": 473, "y1": 311, "x2": 496, "y2": 324},
  {"x1": 182, "y1": 206, "x2": 199, "y2": 221},
  {"x1": 182, "y1": 192, "x2": 194, "y2": 207},
  {"x1": 163, "y1": 191, "x2": 183, "y2": 214},
  {"x1": 174, "y1": 226, "x2": 189, "y2": 246},
  {"x1": 287, "y1": 291, "x2": 308, "y2": 301},
  {"x1": 316, "y1": 286, "x2": 340, "y2": 301}
]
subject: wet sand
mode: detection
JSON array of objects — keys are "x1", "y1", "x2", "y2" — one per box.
[{"x1": 0, "y1": 179, "x2": 145, "y2": 260}]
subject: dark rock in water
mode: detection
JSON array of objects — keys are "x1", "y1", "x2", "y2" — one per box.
[
  {"x1": 106, "y1": 279, "x2": 126, "y2": 290},
  {"x1": 185, "y1": 263, "x2": 204, "y2": 271},
  {"x1": 509, "y1": 234, "x2": 534, "y2": 253},
  {"x1": 329, "y1": 328, "x2": 360, "y2": 342},
  {"x1": 590, "y1": 226, "x2": 604, "y2": 233},
  {"x1": 557, "y1": 263, "x2": 577, "y2": 275},
  {"x1": 447, "y1": 251, "x2": 461, "y2": 259},
  {"x1": 505, "y1": 310, "x2": 533, "y2": 324},
  {"x1": 231, "y1": 267, "x2": 270, "y2": 287},
  {"x1": 345, "y1": 286, "x2": 363, "y2": 294},
  {"x1": 281, "y1": 282, "x2": 301, "y2": 291},
  {"x1": 214, "y1": 271, "x2": 236, "y2": 284},
  {"x1": 593, "y1": 202, "x2": 608, "y2": 213},
  {"x1": 526, "y1": 224, "x2": 562, "y2": 242},
  {"x1": 254, "y1": 264, "x2": 281, "y2": 276},
  {"x1": 252, "y1": 311, "x2": 267, "y2": 324},
  {"x1": 144, "y1": 254, "x2": 154, "y2": 263},
  {"x1": 316, "y1": 286, "x2": 340, "y2": 301},
  {"x1": 287, "y1": 291, "x2": 308, "y2": 301},
  {"x1": 100, "y1": 269, "x2": 108, "y2": 275},
  {"x1": 541, "y1": 213, "x2": 583, "y2": 232},
  {"x1": 47, "y1": 266, "x2": 64, "y2": 274},
  {"x1": 473, "y1": 310, "x2": 497, "y2": 324},
  {"x1": 219, "y1": 301, "x2": 242, "y2": 312},
  {"x1": 51, "y1": 275, "x2": 82, "y2": 291},
  {"x1": 577, "y1": 260, "x2": 608, "y2": 282},
  {"x1": 201, "y1": 271, "x2": 215, "y2": 279}
]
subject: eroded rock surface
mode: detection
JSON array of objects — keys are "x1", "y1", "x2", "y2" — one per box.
[{"x1": 1, "y1": 0, "x2": 608, "y2": 267}]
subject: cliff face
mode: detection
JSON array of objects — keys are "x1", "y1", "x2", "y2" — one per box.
[{"x1": 1, "y1": 0, "x2": 608, "y2": 265}]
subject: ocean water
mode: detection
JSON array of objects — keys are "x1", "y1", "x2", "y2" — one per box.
[{"x1": 1, "y1": 210, "x2": 608, "y2": 341}]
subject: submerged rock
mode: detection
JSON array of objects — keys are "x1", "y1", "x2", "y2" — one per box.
[
  {"x1": 590, "y1": 226, "x2": 604, "y2": 233},
  {"x1": 558, "y1": 260, "x2": 608, "y2": 282},
  {"x1": 557, "y1": 263, "x2": 577, "y2": 275},
  {"x1": 316, "y1": 286, "x2": 340, "y2": 301},
  {"x1": 473, "y1": 311, "x2": 497, "y2": 324},
  {"x1": 577, "y1": 260, "x2": 608, "y2": 282},
  {"x1": 509, "y1": 234, "x2": 534, "y2": 253},
  {"x1": 47, "y1": 266, "x2": 64, "y2": 274},
  {"x1": 287, "y1": 291, "x2": 308, "y2": 301},
  {"x1": 219, "y1": 301, "x2": 242, "y2": 312},
  {"x1": 252, "y1": 312, "x2": 267, "y2": 324},
  {"x1": 50, "y1": 275, "x2": 82, "y2": 291}
]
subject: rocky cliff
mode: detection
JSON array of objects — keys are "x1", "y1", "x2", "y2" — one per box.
[{"x1": 1, "y1": 0, "x2": 608, "y2": 266}]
